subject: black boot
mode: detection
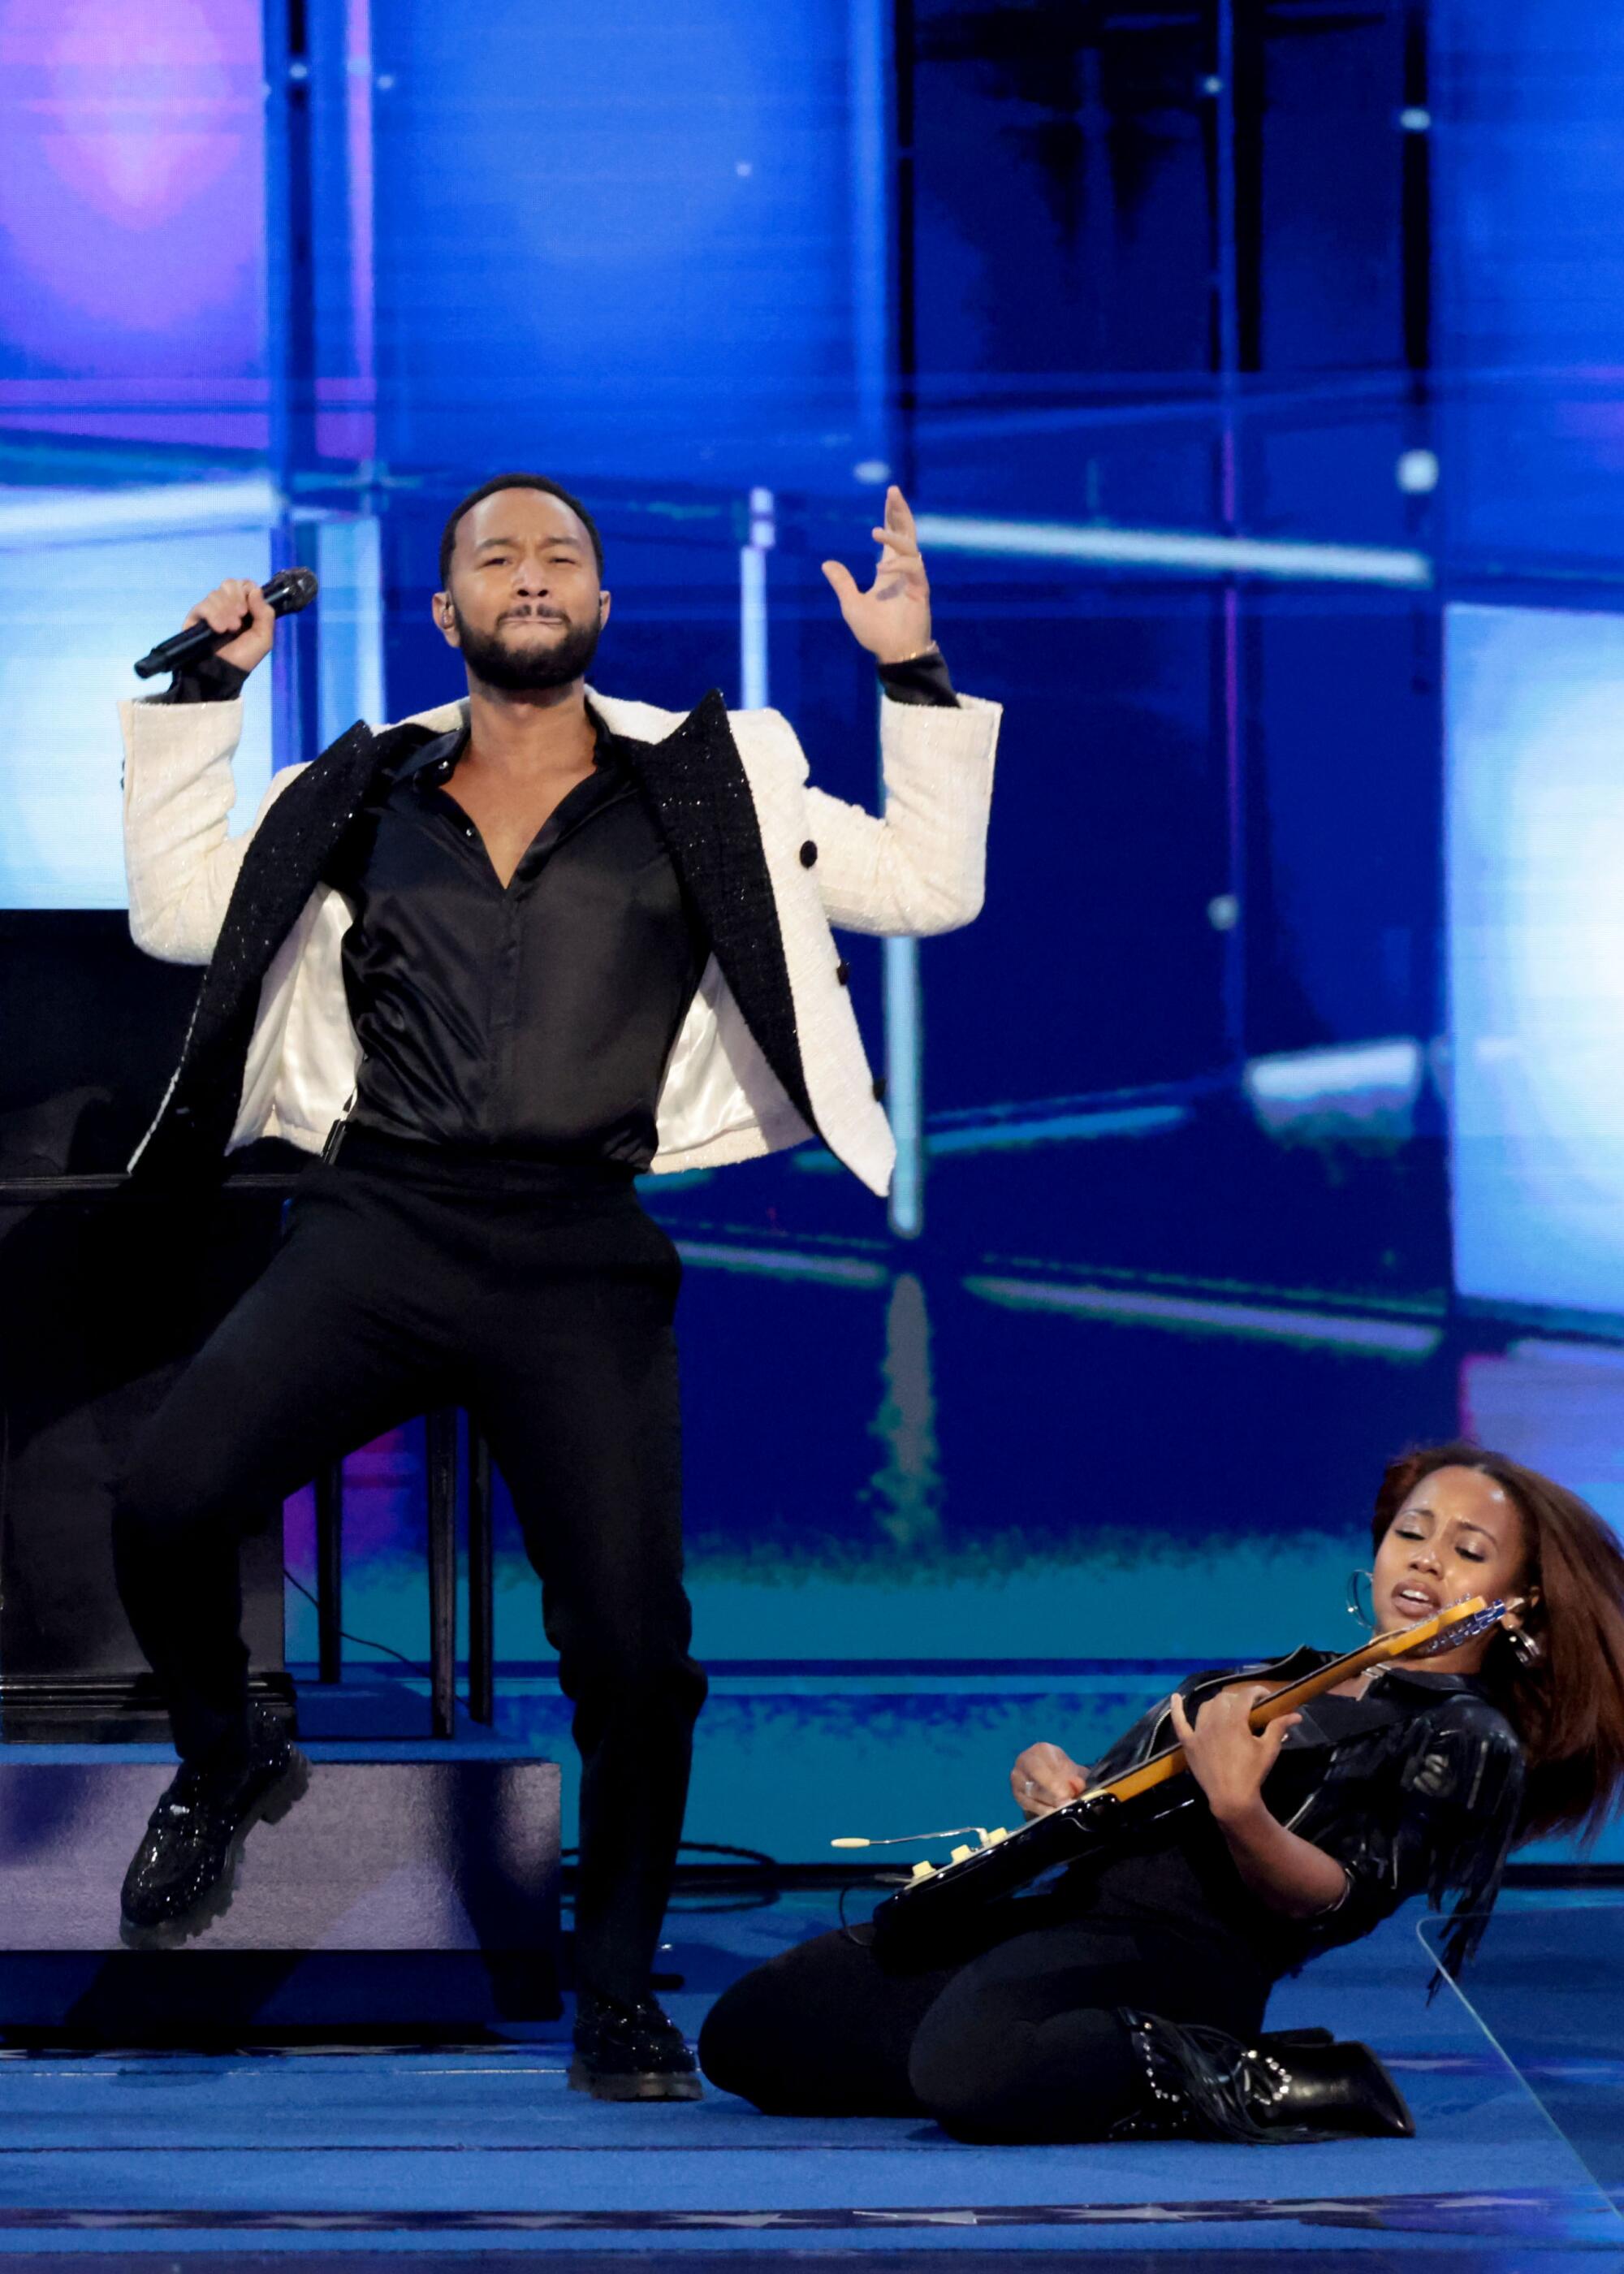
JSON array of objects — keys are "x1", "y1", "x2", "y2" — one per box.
[
  {"x1": 1112, "y1": 2009, "x2": 1415, "y2": 2143},
  {"x1": 120, "y1": 1706, "x2": 309, "y2": 1944},
  {"x1": 571, "y1": 1991, "x2": 702, "y2": 2102}
]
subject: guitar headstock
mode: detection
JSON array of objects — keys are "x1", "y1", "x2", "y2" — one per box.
[{"x1": 1385, "y1": 1593, "x2": 1519, "y2": 1661}]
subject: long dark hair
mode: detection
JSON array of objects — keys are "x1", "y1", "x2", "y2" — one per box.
[{"x1": 1374, "y1": 1442, "x2": 1624, "y2": 1844}]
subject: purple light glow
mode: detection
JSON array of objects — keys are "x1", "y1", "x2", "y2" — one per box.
[
  {"x1": 0, "y1": 0, "x2": 265, "y2": 397},
  {"x1": 283, "y1": 1427, "x2": 432, "y2": 1572}
]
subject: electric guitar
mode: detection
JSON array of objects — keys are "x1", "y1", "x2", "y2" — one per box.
[{"x1": 842, "y1": 1594, "x2": 1514, "y2": 1965}]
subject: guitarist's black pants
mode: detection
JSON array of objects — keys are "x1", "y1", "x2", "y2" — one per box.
[
  {"x1": 112, "y1": 1143, "x2": 706, "y2": 2008},
  {"x1": 699, "y1": 1918, "x2": 1269, "y2": 2141}
]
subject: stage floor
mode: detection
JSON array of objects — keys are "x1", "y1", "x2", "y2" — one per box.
[{"x1": 0, "y1": 1893, "x2": 1613, "y2": 2271}]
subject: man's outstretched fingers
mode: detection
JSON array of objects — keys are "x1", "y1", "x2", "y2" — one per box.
[{"x1": 821, "y1": 560, "x2": 860, "y2": 602}]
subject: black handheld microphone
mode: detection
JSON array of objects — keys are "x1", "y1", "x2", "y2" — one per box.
[{"x1": 133, "y1": 566, "x2": 320, "y2": 680}]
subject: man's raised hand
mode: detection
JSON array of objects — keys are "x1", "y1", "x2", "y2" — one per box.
[
  {"x1": 182, "y1": 578, "x2": 277, "y2": 677},
  {"x1": 821, "y1": 486, "x2": 934, "y2": 665}
]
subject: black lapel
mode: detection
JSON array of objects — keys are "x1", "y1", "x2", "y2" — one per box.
[
  {"x1": 616, "y1": 689, "x2": 818, "y2": 1139},
  {"x1": 135, "y1": 718, "x2": 439, "y2": 1178}
]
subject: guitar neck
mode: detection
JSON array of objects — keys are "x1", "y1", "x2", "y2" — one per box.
[{"x1": 1099, "y1": 1597, "x2": 1489, "y2": 1806}]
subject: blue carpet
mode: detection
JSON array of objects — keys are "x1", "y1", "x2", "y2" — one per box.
[
  {"x1": 0, "y1": 1897, "x2": 1612, "y2": 2261},
  {"x1": 0, "y1": 2257, "x2": 1615, "y2": 2273}
]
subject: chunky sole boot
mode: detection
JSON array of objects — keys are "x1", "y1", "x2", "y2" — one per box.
[
  {"x1": 1113, "y1": 2009, "x2": 1415, "y2": 2143},
  {"x1": 120, "y1": 1740, "x2": 310, "y2": 1948},
  {"x1": 570, "y1": 1991, "x2": 703, "y2": 2102}
]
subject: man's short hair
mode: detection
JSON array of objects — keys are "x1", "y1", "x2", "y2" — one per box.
[{"x1": 438, "y1": 473, "x2": 604, "y2": 588}]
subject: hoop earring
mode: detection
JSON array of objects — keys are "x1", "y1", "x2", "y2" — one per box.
[
  {"x1": 1345, "y1": 1568, "x2": 1376, "y2": 1630},
  {"x1": 1505, "y1": 1623, "x2": 1544, "y2": 1669}
]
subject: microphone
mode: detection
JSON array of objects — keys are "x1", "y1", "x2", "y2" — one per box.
[{"x1": 133, "y1": 567, "x2": 320, "y2": 680}]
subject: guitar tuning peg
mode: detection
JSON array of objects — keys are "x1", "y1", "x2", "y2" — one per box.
[
  {"x1": 982, "y1": 1827, "x2": 1009, "y2": 1845},
  {"x1": 950, "y1": 1844, "x2": 974, "y2": 1863},
  {"x1": 909, "y1": 1861, "x2": 935, "y2": 1880}
]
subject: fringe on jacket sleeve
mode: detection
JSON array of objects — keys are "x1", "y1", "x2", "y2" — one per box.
[{"x1": 1295, "y1": 1697, "x2": 1526, "y2": 1981}]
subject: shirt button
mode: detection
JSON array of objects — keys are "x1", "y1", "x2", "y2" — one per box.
[
  {"x1": 836, "y1": 960, "x2": 851, "y2": 987},
  {"x1": 799, "y1": 841, "x2": 818, "y2": 868}
]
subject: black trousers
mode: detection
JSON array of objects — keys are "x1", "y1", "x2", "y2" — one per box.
[
  {"x1": 698, "y1": 1918, "x2": 1268, "y2": 2142},
  {"x1": 113, "y1": 1139, "x2": 707, "y2": 2004}
]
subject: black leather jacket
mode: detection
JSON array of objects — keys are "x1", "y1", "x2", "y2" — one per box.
[{"x1": 1073, "y1": 1647, "x2": 1525, "y2": 1982}]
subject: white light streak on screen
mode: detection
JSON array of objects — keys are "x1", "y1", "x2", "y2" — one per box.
[
  {"x1": 1448, "y1": 600, "x2": 1624, "y2": 1316},
  {"x1": 0, "y1": 521, "x2": 273, "y2": 910}
]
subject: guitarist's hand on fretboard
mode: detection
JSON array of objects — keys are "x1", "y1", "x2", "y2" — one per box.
[
  {"x1": 1010, "y1": 1741, "x2": 1088, "y2": 1819},
  {"x1": 1168, "y1": 1684, "x2": 1303, "y2": 1828}
]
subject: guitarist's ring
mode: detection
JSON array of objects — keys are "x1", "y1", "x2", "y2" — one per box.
[{"x1": 1021, "y1": 1779, "x2": 1038, "y2": 1795}]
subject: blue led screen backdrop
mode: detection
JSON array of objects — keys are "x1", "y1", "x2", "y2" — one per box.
[{"x1": 2, "y1": 0, "x2": 1623, "y2": 1861}]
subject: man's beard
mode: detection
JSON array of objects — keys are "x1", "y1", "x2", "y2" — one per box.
[{"x1": 453, "y1": 605, "x2": 603, "y2": 693}]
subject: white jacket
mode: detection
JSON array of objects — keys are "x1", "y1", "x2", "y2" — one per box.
[{"x1": 119, "y1": 684, "x2": 999, "y2": 1196}]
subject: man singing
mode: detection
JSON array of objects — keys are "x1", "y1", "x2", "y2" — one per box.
[{"x1": 114, "y1": 476, "x2": 998, "y2": 2096}]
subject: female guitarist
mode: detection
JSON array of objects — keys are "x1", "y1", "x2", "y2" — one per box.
[{"x1": 700, "y1": 1442, "x2": 1624, "y2": 2142}]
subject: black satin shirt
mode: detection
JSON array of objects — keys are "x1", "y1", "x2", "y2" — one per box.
[
  {"x1": 158, "y1": 645, "x2": 960, "y2": 1168},
  {"x1": 326, "y1": 719, "x2": 706, "y2": 1169}
]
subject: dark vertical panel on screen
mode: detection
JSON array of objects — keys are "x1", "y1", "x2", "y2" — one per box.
[
  {"x1": 1258, "y1": 2, "x2": 1406, "y2": 374},
  {"x1": 1242, "y1": 590, "x2": 1440, "y2": 1054},
  {"x1": 1399, "y1": 0, "x2": 1432, "y2": 380},
  {"x1": 907, "y1": 0, "x2": 1216, "y2": 521},
  {"x1": 909, "y1": 0, "x2": 1212, "y2": 377},
  {"x1": 1241, "y1": 2, "x2": 1421, "y2": 547},
  {"x1": 1234, "y1": 3, "x2": 1440, "y2": 1055}
]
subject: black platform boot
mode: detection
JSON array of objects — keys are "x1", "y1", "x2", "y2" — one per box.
[
  {"x1": 1112, "y1": 2010, "x2": 1415, "y2": 2143},
  {"x1": 571, "y1": 1991, "x2": 702, "y2": 2101},
  {"x1": 120, "y1": 1706, "x2": 309, "y2": 1945}
]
